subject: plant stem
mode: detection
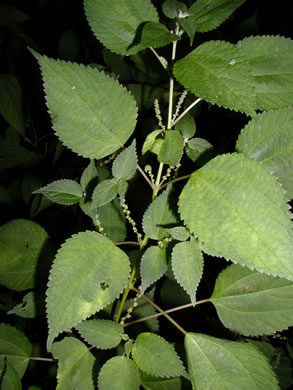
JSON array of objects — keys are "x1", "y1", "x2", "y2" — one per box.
[
  {"x1": 123, "y1": 298, "x2": 211, "y2": 328},
  {"x1": 172, "y1": 97, "x2": 202, "y2": 127},
  {"x1": 29, "y1": 357, "x2": 55, "y2": 362},
  {"x1": 115, "y1": 241, "x2": 141, "y2": 247},
  {"x1": 114, "y1": 266, "x2": 137, "y2": 323},
  {"x1": 159, "y1": 173, "x2": 192, "y2": 190},
  {"x1": 131, "y1": 287, "x2": 187, "y2": 335},
  {"x1": 137, "y1": 164, "x2": 154, "y2": 190}
]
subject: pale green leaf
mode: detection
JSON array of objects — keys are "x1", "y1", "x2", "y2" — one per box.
[
  {"x1": 98, "y1": 356, "x2": 141, "y2": 390},
  {"x1": 236, "y1": 107, "x2": 293, "y2": 200},
  {"x1": 33, "y1": 179, "x2": 83, "y2": 205},
  {"x1": 140, "y1": 246, "x2": 168, "y2": 295},
  {"x1": 112, "y1": 140, "x2": 137, "y2": 180},
  {"x1": 174, "y1": 41, "x2": 256, "y2": 116},
  {"x1": 52, "y1": 337, "x2": 95, "y2": 390},
  {"x1": 142, "y1": 130, "x2": 162, "y2": 155},
  {"x1": 171, "y1": 240, "x2": 203, "y2": 305},
  {"x1": 98, "y1": 199, "x2": 127, "y2": 242},
  {"x1": 185, "y1": 333, "x2": 279, "y2": 390},
  {"x1": 132, "y1": 332, "x2": 185, "y2": 378},
  {"x1": 186, "y1": 0, "x2": 245, "y2": 33},
  {"x1": 211, "y1": 264, "x2": 293, "y2": 336},
  {"x1": 0, "y1": 219, "x2": 51, "y2": 291},
  {"x1": 0, "y1": 323, "x2": 32, "y2": 379},
  {"x1": 142, "y1": 186, "x2": 177, "y2": 240},
  {"x1": 186, "y1": 137, "x2": 213, "y2": 162},
  {"x1": 8, "y1": 291, "x2": 44, "y2": 318},
  {"x1": 141, "y1": 372, "x2": 182, "y2": 390},
  {"x1": 0, "y1": 74, "x2": 25, "y2": 135},
  {"x1": 46, "y1": 231, "x2": 130, "y2": 350},
  {"x1": 76, "y1": 319, "x2": 124, "y2": 349},
  {"x1": 164, "y1": 226, "x2": 190, "y2": 241},
  {"x1": 84, "y1": 0, "x2": 159, "y2": 55},
  {"x1": 92, "y1": 178, "x2": 118, "y2": 208},
  {"x1": 80, "y1": 160, "x2": 98, "y2": 193},
  {"x1": 175, "y1": 113, "x2": 196, "y2": 140},
  {"x1": 179, "y1": 153, "x2": 293, "y2": 280},
  {"x1": 30, "y1": 50, "x2": 137, "y2": 159},
  {"x1": 0, "y1": 360, "x2": 21, "y2": 390},
  {"x1": 238, "y1": 36, "x2": 293, "y2": 110},
  {"x1": 117, "y1": 179, "x2": 129, "y2": 198},
  {"x1": 158, "y1": 130, "x2": 184, "y2": 167}
]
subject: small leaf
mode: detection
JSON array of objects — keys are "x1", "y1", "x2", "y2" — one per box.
[
  {"x1": 46, "y1": 231, "x2": 130, "y2": 350},
  {"x1": 142, "y1": 186, "x2": 177, "y2": 241},
  {"x1": 0, "y1": 219, "x2": 52, "y2": 291},
  {"x1": 92, "y1": 178, "x2": 119, "y2": 208},
  {"x1": 179, "y1": 153, "x2": 293, "y2": 280},
  {"x1": 171, "y1": 240, "x2": 203, "y2": 305},
  {"x1": 0, "y1": 4, "x2": 30, "y2": 26},
  {"x1": 162, "y1": 0, "x2": 187, "y2": 19},
  {"x1": 238, "y1": 35, "x2": 293, "y2": 110},
  {"x1": 185, "y1": 333, "x2": 279, "y2": 390},
  {"x1": 80, "y1": 160, "x2": 98, "y2": 193},
  {"x1": 0, "y1": 323, "x2": 32, "y2": 379},
  {"x1": 34, "y1": 179, "x2": 83, "y2": 205},
  {"x1": 186, "y1": 137, "x2": 213, "y2": 162},
  {"x1": 236, "y1": 107, "x2": 293, "y2": 200},
  {"x1": 158, "y1": 130, "x2": 184, "y2": 167},
  {"x1": 76, "y1": 319, "x2": 124, "y2": 349},
  {"x1": 98, "y1": 199, "x2": 127, "y2": 242},
  {"x1": 8, "y1": 291, "x2": 44, "y2": 318},
  {"x1": 211, "y1": 264, "x2": 293, "y2": 336},
  {"x1": 52, "y1": 337, "x2": 95, "y2": 390},
  {"x1": 0, "y1": 74, "x2": 25, "y2": 135},
  {"x1": 175, "y1": 113, "x2": 196, "y2": 140},
  {"x1": 84, "y1": 0, "x2": 159, "y2": 55},
  {"x1": 141, "y1": 372, "x2": 182, "y2": 390},
  {"x1": 174, "y1": 40, "x2": 256, "y2": 116},
  {"x1": 142, "y1": 130, "x2": 162, "y2": 155},
  {"x1": 164, "y1": 226, "x2": 190, "y2": 241},
  {"x1": 140, "y1": 246, "x2": 168, "y2": 295},
  {"x1": 30, "y1": 49, "x2": 137, "y2": 159},
  {"x1": 98, "y1": 356, "x2": 141, "y2": 390},
  {"x1": 132, "y1": 332, "x2": 185, "y2": 378},
  {"x1": 112, "y1": 140, "x2": 137, "y2": 180}
]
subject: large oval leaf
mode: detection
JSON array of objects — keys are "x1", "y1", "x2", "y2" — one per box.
[
  {"x1": 30, "y1": 49, "x2": 137, "y2": 159},
  {"x1": 211, "y1": 264, "x2": 293, "y2": 336},
  {"x1": 238, "y1": 36, "x2": 293, "y2": 110},
  {"x1": 173, "y1": 40, "x2": 255, "y2": 116},
  {"x1": 185, "y1": 333, "x2": 279, "y2": 390},
  {"x1": 236, "y1": 107, "x2": 293, "y2": 200},
  {"x1": 178, "y1": 153, "x2": 293, "y2": 280},
  {"x1": 46, "y1": 231, "x2": 130, "y2": 350}
]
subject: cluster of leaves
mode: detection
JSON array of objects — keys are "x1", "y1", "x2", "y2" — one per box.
[{"x1": 1, "y1": 0, "x2": 293, "y2": 389}]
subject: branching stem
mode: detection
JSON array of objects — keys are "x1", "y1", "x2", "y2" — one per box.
[{"x1": 172, "y1": 97, "x2": 201, "y2": 127}]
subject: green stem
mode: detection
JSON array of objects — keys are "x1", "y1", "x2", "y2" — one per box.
[
  {"x1": 159, "y1": 173, "x2": 192, "y2": 191},
  {"x1": 114, "y1": 266, "x2": 137, "y2": 323},
  {"x1": 131, "y1": 287, "x2": 187, "y2": 335},
  {"x1": 29, "y1": 357, "x2": 55, "y2": 362},
  {"x1": 137, "y1": 163, "x2": 154, "y2": 190},
  {"x1": 172, "y1": 97, "x2": 202, "y2": 128},
  {"x1": 115, "y1": 241, "x2": 141, "y2": 247}
]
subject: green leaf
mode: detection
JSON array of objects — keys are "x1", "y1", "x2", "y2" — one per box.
[
  {"x1": 97, "y1": 199, "x2": 127, "y2": 242},
  {"x1": 238, "y1": 35, "x2": 293, "y2": 110},
  {"x1": 140, "y1": 246, "x2": 168, "y2": 295},
  {"x1": 171, "y1": 240, "x2": 203, "y2": 305},
  {"x1": 0, "y1": 219, "x2": 51, "y2": 291},
  {"x1": 132, "y1": 332, "x2": 185, "y2": 378},
  {"x1": 211, "y1": 264, "x2": 293, "y2": 336},
  {"x1": 98, "y1": 356, "x2": 141, "y2": 390},
  {"x1": 76, "y1": 319, "x2": 124, "y2": 349},
  {"x1": 174, "y1": 40, "x2": 256, "y2": 116},
  {"x1": 142, "y1": 130, "x2": 162, "y2": 155},
  {"x1": 80, "y1": 160, "x2": 98, "y2": 193},
  {"x1": 142, "y1": 186, "x2": 177, "y2": 241},
  {"x1": 46, "y1": 231, "x2": 130, "y2": 350},
  {"x1": 30, "y1": 49, "x2": 137, "y2": 159},
  {"x1": 175, "y1": 113, "x2": 196, "y2": 140},
  {"x1": 162, "y1": 0, "x2": 187, "y2": 19},
  {"x1": 0, "y1": 4, "x2": 30, "y2": 26},
  {"x1": 0, "y1": 323, "x2": 32, "y2": 379},
  {"x1": 164, "y1": 226, "x2": 190, "y2": 241},
  {"x1": 178, "y1": 153, "x2": 293, "y2": 280},
  {"x1": 0, "y1": 74, "x2": 25, "y2": 135},
  {"x1": 84, "y1": 0, "x2": 159, "y2": 55},
  {"x1": 186, "y1": 137, "x2": 213, "y2": 162},
  {"x1": 158, "y1": 130, "x2": 184, "y2": 167},
  {"x1": 185, "y1": 333, "x2": 279, "y2": 390},
  {"x1": 186, "y1": 0, "x2": 245, "y2": 33},
  {"x1": 141, "y1": 372, "x2": 182, "y2": 390},
  {"x1": 51, "y1": 337, "x2": 95, "y2": 390},
  {"x1": 92, "y1": 178, "x2": 119, "y2": 208},
  {"x1": 0, "y1": 360, "x2": 21, "y2": 390},
  {"x1": 236, "y1": 107, "x2": 293, "y2": 200},
  {"x1": 112, "y1": 140, "x2": 137, "y2": 180},
  {"x1": 34, "y1": 179, "x2": 83, "y2": 205},
  {"x1": 8, "y1": 291, "x2": 44, "y2": 318}
]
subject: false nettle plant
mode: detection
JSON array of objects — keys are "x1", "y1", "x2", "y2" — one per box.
[{"x1": 1, "y1": 0, "x2": 293, "y2": 389}]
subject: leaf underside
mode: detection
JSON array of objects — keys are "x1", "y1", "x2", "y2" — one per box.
[{"x1": 179, "y1": 153, "x2": 293, "y2": 280}]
